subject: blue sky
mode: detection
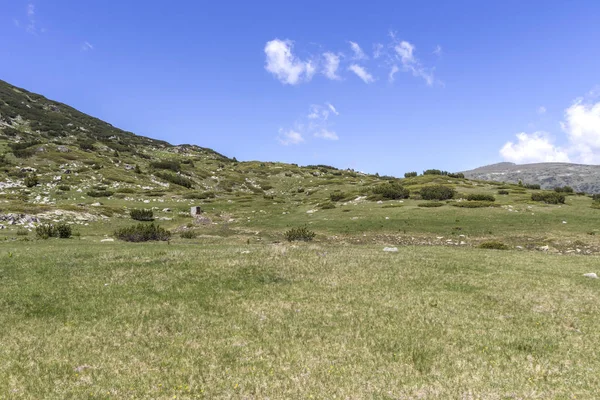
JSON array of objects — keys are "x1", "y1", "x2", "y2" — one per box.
[{"x1": 2, "y1": 0, "x2": 600, "y2": 175}]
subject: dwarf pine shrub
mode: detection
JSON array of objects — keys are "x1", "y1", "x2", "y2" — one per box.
[
  {"x1": 284, "y1": 226, "x2": 316, "y2": 242},
  {"x1": 36, "y1": 223, "x2": 72, "y2": 239},
  {"x1": 478, "y1": 241, "x2": 509, "y2": 250},
  {"x1": 467, "y1": 193, "x2": 495, "y2": 202},
  {"x1": 420, "y1": 185, "x2": 455, "y2": 200},
  {"x1": 114, "y1": 223, "x2": 171, "y2": 242},
  {"x1": 531, "y1": 192, "x2": 565, "y2": 204},
  {"x1": 130, "y1": 209, "x2": 154, "y2": 221},
  {"x1": 372, "y1": 182, "x2": 410, "y2": 200}
]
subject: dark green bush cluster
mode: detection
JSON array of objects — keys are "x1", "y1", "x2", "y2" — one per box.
[
  {"x1": 320, "y1": 202, "x2": 336, "y2": 210},
  {"x1": 57, "y1": 185, "x2": 71, "y2": 191},
  {"x1": 452, "y1": 201, "x2": 497, "y2": 208},
  {"x1": 467, "y1": 193, "x2": 495, "y2": 202},
  {"x1": 423, "y1": 169, "x2": 446, "y2": 175},
  {"x1": 180, "y1": 230, "x2": 197, "y2": 239},
  {"x1": 9, "y1": 140, "x2": 40, "y2": 158},
  {"x1": 372, "y1": 182, "x2": 410, "y2": 199},
  {"x1": 150, "y1": 160, "x2": 180, "y2": 172},
  {"x1": 130, "y1": 209, "x2": 154, "y2": 221},
  {"x1": 36, "y1": 223, "x2": 72, "y2": 239},
  {"x1": 284, "y1": 226, "x2": 316, "y2": 242},
  {"x1": 116, "y1": 187, "x2": 136, "y2": 194},
  {"x1": 524, "y1": 183, "x2": 541, "y2": 190},
  {"x1": 87, "y1": 189, "x2": 114, "y2": 197},
  {"x1": 330, "y1": 192, "x2": 347, "y2": 202},
  {"x1": 16, "y1": 228, "x2": 29, "y2": 236},
  {"x1": 114, "y1": 223, "x2": 171, "y2": 242},
  {"x1": 447, "y1": 173, "x2": 465, "y2": 179},
  {"x1": 498, "y1": 190, "x2": 509, "y2": 195},
  {"x1": 478, "y1": 241, "x2": 508, "y2": 250},
  {"x1": 155, "y1": 171, "x2": 193, "y2": 188},
  {"x1": 418, "y1": 202, "x2": 444, "y2": 208},
  {"x1": 78, "y1": 141, "x2": 95, "y2": 151},
  {"x1": 24, "y1": 174, "x2": 39, "y2": 188},
  {"x1": 404, "y1": 171, "x2": 418, "y2": 178},
  {"x1": 531, "y1": 192, "x2": 565, "y2": 204},
  {"x1": 183, "y1": 191, "x2": 216, "y2": 199},
  {"x1": 554, "y1": 186, "x2": 574, "y2": 193},
  {"x1": 420, "y1": 185, "x2": 455, "y2": 200}
]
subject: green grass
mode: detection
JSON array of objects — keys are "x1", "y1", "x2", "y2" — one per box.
[{"x1": 1, "y1": 241, "x2": 599, "y2": 398}]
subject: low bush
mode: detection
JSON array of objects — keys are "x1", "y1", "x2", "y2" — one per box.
[
  {"x1": 452, "y1": 201, "x2": 498, "y2": 208},
  {"x1": 498, "y1": 190, "x2": 509, "y2": 195},
  {"x1": 114, "y1": 223, "x2": 171, "y2": 242},
  {"x1": 180, "y1": 230, "x2": 197, "y2": 239},
  {"x1": 36, "y1": 223, "x2": 72, "y2": 239},
  {"x1": 330, "y1": 192, "x2": 347, "y2": 202},
  {"x1": 284, "y1": 226, "x2": 316, "y2": 242},
  {"x1": 554, "y1": 186, "x2": 574, "y2": 193},
  {"x1": 467, "y1": 193, "x2": 495, "y2": 202},
  {"x1": 116, "y1": 187, "x2": 136, "y2": 194},
  {"x1": 24, "y1": 174, "x2": 39, "y2": 188},
  {"x1": 524, "y1": 184, "x2": 541, "y2": 190},
  {"x1": 183, "y1": 191, "x2": 215, "y2": 199},
  {"x1": 404, "y1": 171, "x2": 418, "y2": 178},
  {"x1": 418, "y1": 202, "x2": 444, "y2": 208},
  {"x1": 320, "y1": 202, "x2": 336, "y2": 210},
  {"x1": 16, "y1": 228, "x2": 29, "y2": 236},
  {"x1": 130, "y1": 209, "x2": 154, "y2": 221},
  {"x1": 87, "y1": 190, "x2": 114, "y2": 197},
  {"x1": 57, "y1": 185, "x2": 71, "y2": 191},
  {"x1": 531, "y1": 192, "x2": 565, "y2": 204},
  {"x1": 478, "y1": 241, "x2": 509, "y2": 250},
  {"x1": 150, "y1": 160, "x2": 180, "y2": 172},
  {"x1": 372, "y1": 182, "x2": 410, "y2": 200},
  {"x1": 420, "y1": 185, "x2": 455, "y2": 200},
  {"x1": 447, "y1": 173, "x2": 465, "y2": 178},
  {"x1": 155, "y1": 171, "x2": 193, "y2": 188}
]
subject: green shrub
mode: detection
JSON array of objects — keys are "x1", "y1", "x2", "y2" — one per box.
[
  {"x1": 87, "y1": 190, "x2": 114, "y2": 197},
  {"x1": 404, "y1": 171, "x2": 418, "y2": 178},
  {"x1": 320, "y1": 202, "x2": 336, "y2": 209},
  {"x1": 284, "y1": 226, "x2": 316, "y2": 242},
  {"x1": 467, "y1": 193, "x2": 495, "y2": 202},
  {"x1": 24, "y1": 174, "x2": 39, "y2": 188},
  {"x1": 524, "y1": 184, "x2": 541, "y2": 190},
  {"x1": 554, "y1": 186, "x2": 574, "y2": 193},
  {"x1": 330, "y1": 192, "x2": 347, "y2": 202},
  {"x1": 150, "y1": 160, "x2": 180, "y2": 172},
  {"x1": 418, "y1": 202, "x2": 444, "y2": 208},
  {"x1": 57, "y1": 185, "x2": 71, "y2": 191},
  {"x1": 592, "y1": 194, "x2": 600, "y2": 202},
  {"x1": 180, "y1": 230, "x2": 197, "y2": 239},
  {"x1": 447, "y1": 172, "x2": 465, "y2": 179},
  {"x1": 130, "y1": 209, "x2": 154, "y2": 221},
  {"x1": 531, "y1": 192, "x2": 565, "y2": 204},
  {"x1": 35, "y1": 223, "x2": 72, "y2": 239},
  {"x1": 478, "y1": 241, "x2": 509, "y2": 250},
  {"x1": 134, "y1": 164, "x2": 142, "y2": 174},
  {"x1": 452, "y1": 201, "x2": 497, "y2": 208},
  {"x1": 372, "y1": 182, "x2": 410, "y2": 199},
  {"x1": 498, "y1": 190, "x2": 509, "y2": 195},
  {"x1": 420, "y1": 185, "x2": 455, "y2": 200},
  {"x1": 423, "y1": 169, "x2": 446, "y2": 175},
  {"x1": 155, "y1": 171, "x2": 193, "y2": 188},
  {"x1": 116, "y1": 187, "x2": 136, "y2": 194},
  {"x1": 114, "y1": 223, "x2": 171, "y2": 242},
  {"x1": 16, "y1": 228, "x2": 29, "y2": 236}
]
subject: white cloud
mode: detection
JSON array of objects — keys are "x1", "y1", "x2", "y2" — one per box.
[
  {"x1": 500, "y1": 132, "x2": 570, "y2": 163},
  {"x1": 373, "y1": 43, "x2": 384, "y2": 59},
  {"x1": 326, "y1": 103, "x2": 339, "y2": 116},
  {"x1": 314, "y1": 129, "x2": 339, "y2": 140},
  {"x1": 349, "y1": 41, "x2": 367, "y2": 60},
  {"x1": 393, "y1": 40, "x2": 434, "y2": 85},
  {"x1": 348, "y1": 64, "x2": 374, "y2": 83},
  {"x1": 26, "y1": 3, "x2": 36, "y2": 33},
  {"x1": 562, "y1": 99, "x2": 600, "y2": 163},
  {"x1": 278, "y1": 129, "x2": 304, "y2": 145},
  {"x1": 81, "y1": 41, "x2": 94, "y2": 51},
  {"x1": 264, "y1": 39, "x2": 314, "y2": 85},
  {"x1": 433, "y1": 45, "x2": 442, "y2": 56},
  {"x1": 322, "y1": 52, "x2": 341, "y2": 80},
  {"x1": 537, "y1": 106, "x2": 547, "y2": 114},
  {"x1": 388, "y1": 65, "x2": 399, "y2": 82}
]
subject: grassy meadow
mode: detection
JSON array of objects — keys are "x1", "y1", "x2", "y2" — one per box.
[{"x1": 1, "y1": 240, "x2": 599, "y2": 399}]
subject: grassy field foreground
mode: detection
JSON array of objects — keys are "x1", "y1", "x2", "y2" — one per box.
[{"x1": 1, "y1": 241, "x2": 599, "y2": 399}]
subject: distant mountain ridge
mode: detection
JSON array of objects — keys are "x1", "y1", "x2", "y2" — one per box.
[{"x1": 463, "y1": 162, "x2": 600, "y2": 193}]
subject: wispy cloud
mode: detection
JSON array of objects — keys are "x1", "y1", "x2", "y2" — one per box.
[
  {"x1": 279, "y1": 103, "x2": 341, "y2": 145},
  {"x1": 277, "y1": 129, "x2": 304, "y2": 145},
  {"x1": 433, "y1": 45, "x2": 443, "y2": 57},
  {"x1": 373, "y1": 43, "x2": 384, "y2": 59},
  {"x1": 26, "y1": 3, "x2": 36, "y2": 34},
  {"x1": 537, "y1": 106, "x2": 547, "y2": 115},
  {"x1": 388, "y1": 65, "x2": 399, "y2": 83},
  {"x1": 81, "y1": 41, "x2": 94, "y2": 52},
  {"x1": 349, "y1": 41, "x2": 367, "y2": 60},
  {"x1": 322, "y1": 52, "x2": 341, "y2": 80},
  {"x1": 393, "y1": 40, "x2": 434, "y2": 86},
  {"x1": 264, "y1": 39, "x2": 315, "y2": 85},
  {"x1": 348, "y1": 64, "x2": 375, "y2": 83}
]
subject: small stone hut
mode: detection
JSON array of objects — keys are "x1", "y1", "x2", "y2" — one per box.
[{"x1": 190, "y1": 206, "x2": 202, "y2": 216}]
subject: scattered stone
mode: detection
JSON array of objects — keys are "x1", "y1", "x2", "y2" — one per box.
[
  {"x1": 539, "y1": 245, "x2": 550, "y2": 251},
  {"x1": 162, "y1": 208, "x2": 172, "y2": 212},
  {"x1": 100, "y1": 238, "x2": 114, "y2": 242},
  {"x1": 562, "y1": 221, "x2": 567, "y2": 224},
  {"x1": 583, "y1": 273, "x2": 598, "y2": 279},
  {"x1": 383, "y1": 247, "x2": 398, "y2": 252}
]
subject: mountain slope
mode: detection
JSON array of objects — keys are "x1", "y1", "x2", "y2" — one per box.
[{"x1": 463, "y1": 162, "x2": 600, "y2": 193}]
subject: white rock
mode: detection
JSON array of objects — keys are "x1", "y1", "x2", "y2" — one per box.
[
  {"x1": 562, "y1": 221, "x2": 567, "y2": 224},
  {"x1": 583, "y1": 273, "x2": 598, "y2": 279},
  {"x1": 101, "y1": 238, "x2": 114, "y2": 242},
  {"x1": 539, "y1": 245, "x2": 549, "y2": 251},
  {"x1": 383, "y1": 247, "x2": 398, "y2": 252}
]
